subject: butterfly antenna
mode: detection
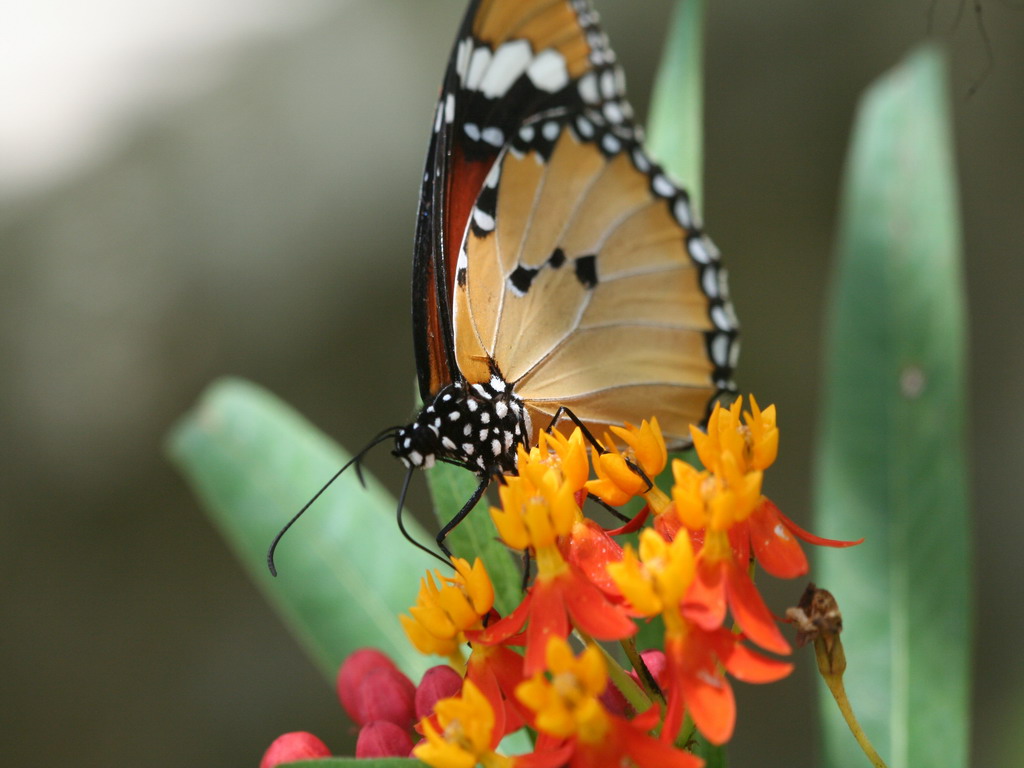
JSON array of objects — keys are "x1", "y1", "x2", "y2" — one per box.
[
  {"x1": 395, "y1": 466, "x2": 450, "y2": 567},
  {"x1": 267, "y1": 427, "x2": 401, "y2": 577}
]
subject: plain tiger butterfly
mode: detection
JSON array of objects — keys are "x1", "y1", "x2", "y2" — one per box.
[{"x1": 268, "y1": 0, "x2": 738, "y2": 573}]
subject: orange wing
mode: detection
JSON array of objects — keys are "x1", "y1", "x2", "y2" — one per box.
[{"x1": 451, "y1": 113, "x2": 738, "y2": 447}]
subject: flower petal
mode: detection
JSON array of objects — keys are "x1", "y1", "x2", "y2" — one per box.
[
  {"x1": 774, "y1": 500, "x2": 864, "y2": 548},
  {"x1": 746, "y1": 498, "x2": 808, "y2": 578},
  {"x1": 562, "y1": 569, "x2": 637, "y2": 641},
  {"x1": 724, "y1": 559, "x2": 790, "y2": 655},
  {"x1": 512, "y1": 742, "x2": 575, "y2": 768},
  {"x1": 567, "y1": 518, "x2": 624, "y2": 598},
  {"x1": 682, "y1": 558, "x2": 727, "y2": 631},
  {"x1": 470, "y1": 590, "x2": 532, "y2": 646},
  {"x1": 712, "y1": 631, "x2": 793, "y2": 684},
  {"x1": 524, "y1": 581, "x2": 571, "y2": 674},
  {"x1": 618, "y1": 719, "x2": 703, "y2": 768},
  {"x1": 674, "y1": 636, "x2": 735, "y2": 746}
]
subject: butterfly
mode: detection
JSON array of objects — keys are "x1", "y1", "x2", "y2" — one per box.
[
  {"x1": 393, "y1": 0, "x2": 738, "y2": 541},
  {"x1": 267, "y1": 0, "x2": 738, "y2": 574}
]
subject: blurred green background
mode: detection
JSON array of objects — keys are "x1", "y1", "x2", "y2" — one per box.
[{"x1": 3, "y1": 1, "x2": 1021, "y2": 766}]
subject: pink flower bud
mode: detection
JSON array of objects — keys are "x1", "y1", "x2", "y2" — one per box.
[
  {"x1": 337, "y1": 648, "x2": 398, "y2": 722},
  {"x1": 355, "y1": 666, "x2": 416, "y2": 728},
  {"x1": 355, "y1": 720, "x2": 414, "y2": 759},
  {"x1": 628, "y1": 649, "x2": 668, "y2": 690},
  {"x1": 259, "y1": 731, "x2": 330, "y2": 768},
  {"x1": 414, "y1": 665, "x2": 464, "y2": 719}
]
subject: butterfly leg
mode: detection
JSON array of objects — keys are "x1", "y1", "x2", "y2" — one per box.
[
  {"x1": 435, "y1": 473, "x2": 491, "y2": 558},
  {"x1": 395, "y1": 466, "x2": 451, "y2": 566},
  {"x1": 542, "y1": 406, "x2": 653, "y2": 493},
  {"x1": 520, "y1": 550, "x2": 533, "y2": 593},
  {"x1": 587, "y1": 493, "x2": 633, "y2": 523}
]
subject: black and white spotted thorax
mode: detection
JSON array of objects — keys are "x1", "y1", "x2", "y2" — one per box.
[{"x1": 393, "y1": 377, "x2": 532, "y2": 475}]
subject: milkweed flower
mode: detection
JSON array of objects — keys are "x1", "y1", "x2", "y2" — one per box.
[
  {"x1": 464, "y1": 642, "x2": 529, "y2": 740},
  {"x1": 665, "y1": 398, "x2": 858, "y2": 650},
  {"x1": 476, "y1": 443, "x2": 635, "y2": 673},
  {"x1": 415, "y1": 679, "x2": 512, "y2": 768},
  {"x1": 400, "y1": 556, "x2": 495, "y2": 664},
  {"x1": 608, "y1": 529, "x2": 792, "y2": 744},
  {"x1": 690, "y1": 396, "x2": 777, "y2": 475},
  {"x1": 515, "y1": 637, "x2": 703, "y2": 768},
  {"x1": 586, "y1": 418, "x2": 671, "y2": 514}
]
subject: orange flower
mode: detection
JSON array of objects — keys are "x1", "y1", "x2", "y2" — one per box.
[
  {"x1": 735, "y1": 497, "x2": 863, "y2": 579},
  {"x1": 465, "y1": 643, "x2": 528, "y2": 740},
  {"x1": 586, "y1": 419, "x2": 672, "y2": 515},
  {"x1": 608, "y1": 529, "x2": 791, "y2": 744},
  {"x1": 480, "y1": 461, "x2": 635, "y2": 674},
  {"x1": 690, "y1": 396, "x2": 777, "y2": 475},
  {"x1": 400, "y1": 557, "x2": 495, "y2": 663},
  {"x1": 516, "y1": 638, "x2": 703, "y2": 768},
  {"x1": 414, "y1": 679, "x2": 511, "y2": 768}
]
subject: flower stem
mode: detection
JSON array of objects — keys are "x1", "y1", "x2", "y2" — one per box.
[
  {"x1": 574, "y1": 630, "x2": 652, "y2": 715},
  {"x1": 619, "y1": 636, "x2": 665, "y2": 706},
  {"x1": 814, "y1": 635, "x2": 888, "y2": 768}
]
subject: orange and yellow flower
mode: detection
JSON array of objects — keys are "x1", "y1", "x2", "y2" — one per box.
[
  {"x1": 414, "y1": 679, "x2": 511, "y2": 768},
  {"x1": 400, "y1": 556, "x2": 495, "y2": 663},
  {"x1": 476, "y1": 447, "x2": 636, "y2": 672},
  {"x1": 608, "y1": 529, "x2": 792, "y2": 744},
  {"x1": 516, "y1": 637, "x2": 702, "y2": 768}
]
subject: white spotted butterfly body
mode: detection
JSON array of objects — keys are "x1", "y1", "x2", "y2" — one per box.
[{"x1": 393, "y1": 0, "x2": 738, "y2": 481}]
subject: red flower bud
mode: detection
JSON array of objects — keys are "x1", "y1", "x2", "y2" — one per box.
[
  {"x1": 259, "y1": 731, "x2": 330, "y2": 768},
  {"x1": 599, "y1": 679, "x2": 630, "y2": 716},
  {"x1": 414, "y1": 665, "x2": 464, "y2": 719},
  {"x1": 355, "y1": 720, "x2": 414, "y2": 758},
  {"x1": 337, "y1": 648, "x2": 398, "y2": 722},
  {"x1": 355, "y1": 666, "x2": 416, "y2": 728}
]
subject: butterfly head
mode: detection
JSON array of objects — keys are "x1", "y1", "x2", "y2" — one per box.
[{"x1": 392, "y1": 420, "x2": 440, "y2": 470}]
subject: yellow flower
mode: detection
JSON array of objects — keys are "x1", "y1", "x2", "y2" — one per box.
[
  {"x1": 670, "y1": 455, "x2": 763, "y2": 536},
  {"x1": 690, "y1": 396, "x2": 778, "y2": 474},
  {"x1": 690, "y1": 399, "x2": 745, "y2": 473},
  {"x1": 401, "y1": 557, "x2": 494, "y2": 660},
  {"x1": 585, "y1": 418, "x2": 669, "y2": 510},
  {"x1": 490, "y1": 452, "x2": 579, "y2": 554},
  {"x1": 515, "y1": 638, "x2": 610, "y2": 744},
  {"x1": 607, "y1": 529, "x2": 695, "y2": 631},
  {"x1": 414, "y1": 680, "x2": 511, "y2": 768},
  {"x1": 744, "y1": 395, "x2": 778, "y2": 471},
  {"x1": 535, "y1": 428, "x2": 590, "y2": 493}
]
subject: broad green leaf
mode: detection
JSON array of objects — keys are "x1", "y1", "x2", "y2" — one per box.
[
  {"x1": 425, "y1": 461, "x2": 522, "y2": 617},
  {"x1": 648, "y1": 0, "x2": 706, "y2": 211},
  {"x1": 814, "y1": 46, "x2": 970, "y2": 768},
  {"x1": 167, "y1": 378, "x2": 435, "y2": 682}
]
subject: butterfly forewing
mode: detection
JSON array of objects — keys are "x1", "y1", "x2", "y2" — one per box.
[{"x1": 413, "y1": 0, "x2": 629, "y2": 402}]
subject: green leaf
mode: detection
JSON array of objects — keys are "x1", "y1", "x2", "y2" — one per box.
[
  {"x1": 167, "y1": 378, "x2": 435, "y2": 682},
  {"x1": 647, "y1": 0, "x2": 706, "y2": 210},
  {"x1": 814, "y1": 46, "x2": 970, "y2": 768},
  {"x1": 693, "y1": 732, "x2": 728, "y2": 768},
  {"x1": 425, "y1": 461, "x2": 522, "y2": 617}
]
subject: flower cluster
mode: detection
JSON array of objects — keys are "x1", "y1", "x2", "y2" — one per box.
[{"x1": 261, "y1": 397, "x2": 860, "y2": 767}]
